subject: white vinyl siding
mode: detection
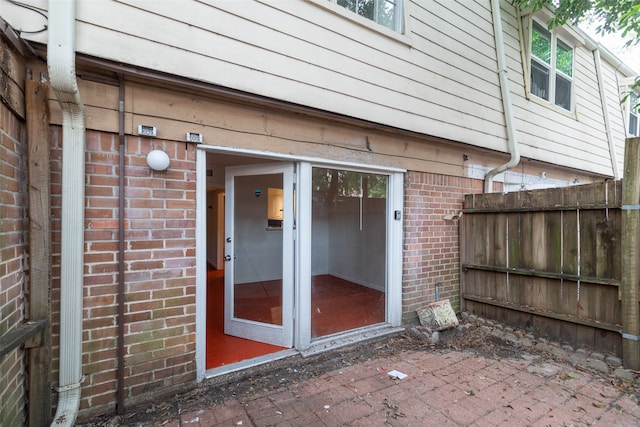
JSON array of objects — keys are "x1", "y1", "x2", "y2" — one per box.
[{"x1": 9, "y1": 0, "x2": 631, "y2": 177}]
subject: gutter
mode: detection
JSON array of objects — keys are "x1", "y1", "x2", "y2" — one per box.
[
  {"x1": 485, "y1": 0, "x2": 520, "y2": 193},
  {"x1": 592, "y1": 46, "x2": 620, "y2": 180},
  {"x1": 47, "y1": 0, "x2": 85, "y2": 425}
]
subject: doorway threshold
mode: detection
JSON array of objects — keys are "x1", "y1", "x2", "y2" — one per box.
[
  {"x1": 204, "y1": 349, "x2": 298, "y2": 379},
  {"x1": 300, "y1": 325, "x2": 405, "y2": 358}
]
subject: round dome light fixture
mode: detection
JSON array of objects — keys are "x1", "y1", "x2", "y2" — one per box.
[{"x1": 146, "y1": 149, "x2": 170, "y2": 171}]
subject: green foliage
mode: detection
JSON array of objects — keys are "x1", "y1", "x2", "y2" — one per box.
[
  {"x1": 313, "y1": 168, "x2": 387, "y2": 202},
  {"x1": 531, "y1": 21, "x2": 551, "y2": 63},
  {"x1": 556, "y1": 39, "x2": 573, "y2": 76},
  {"x1": 512, "y1": 0, "x2": 640, "y2": 47}
]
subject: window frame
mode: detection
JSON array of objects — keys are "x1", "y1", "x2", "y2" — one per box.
[
  {"x1": 329, "y1": 0, "x2": 403, "y2": 33},
  {"x1": 629, "y1": 91, "x2": 640, "y2": 137},
  {"x1": 529, "y1": 18, "x2": 575, "y2": 112}
]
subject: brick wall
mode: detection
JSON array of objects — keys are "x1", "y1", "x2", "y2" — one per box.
[
  {"x1": 50, "y1": 128, "x2": 197, "y2": 419},
  {"x1": 402, "y1": 171, "x2": 484, "y2": 325},
  {"x1": 0, "y1": 100, "x2": 28, "y2": 425}
]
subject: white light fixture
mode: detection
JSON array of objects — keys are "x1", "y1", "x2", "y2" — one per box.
[{"x1": 146, "y1": 149, "x2": 170, "y2": 171}]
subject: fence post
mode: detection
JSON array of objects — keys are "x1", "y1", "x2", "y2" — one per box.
[{"x1": 621, "y1": 137, "x2": 640, "y2": 370}]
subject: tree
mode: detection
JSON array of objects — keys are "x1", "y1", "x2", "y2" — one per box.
[{"x1": 511, "y1": 0, "x2": 640, "y2": 47}]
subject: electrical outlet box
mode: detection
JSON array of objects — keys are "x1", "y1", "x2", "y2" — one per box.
[
  {"x1": 186, "y1": 132, "x2": 203, "y2": 143},
  {"x1": 137, "y1": 125, "x2": 157, "y2": 137}
]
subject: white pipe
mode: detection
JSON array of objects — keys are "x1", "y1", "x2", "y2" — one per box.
[
  {"x1": 48, "y1": 0, "x2": 85, "y2": 426},
  {"x1": 485, "y1": 0, "x2": 520, "y2": 193},
  {"x1": 593, "y1": 47, "x2": 620, "y2": 180}
]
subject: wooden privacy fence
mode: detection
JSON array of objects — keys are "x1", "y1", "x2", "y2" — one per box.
[
  {"x1": 460, "y1": 138, "x2": 640, "y2": 369},
  {"x1": 461, "y1": 181, "x2": 623, "y2": 357}
]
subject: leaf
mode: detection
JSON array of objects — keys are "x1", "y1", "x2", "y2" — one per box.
[
  {"x1": 593, "y1": 402, "x2": 606, "y2": 409},
  {"x1": 559, "y1": 373, "x2": 579, "y2": 381}
]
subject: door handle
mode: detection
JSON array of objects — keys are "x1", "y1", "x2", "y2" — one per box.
[{"x1": 224, "y1": 255, "x2": 232, "y2": 261}]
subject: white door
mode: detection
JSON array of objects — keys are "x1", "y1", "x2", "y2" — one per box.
[{"x1": 224, "y1": 163, "x2": 294, "y2": 347}]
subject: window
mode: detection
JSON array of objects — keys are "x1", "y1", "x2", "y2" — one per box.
[
  {"x1": 629, "y1": 91, "x2": 639, "y2": 137},
  {"x1": 530, "y1": 20, "x2": 574, "y2": 111},
  {"x1": 331, "y1": 0, "x2": 402, "y2": 32}
]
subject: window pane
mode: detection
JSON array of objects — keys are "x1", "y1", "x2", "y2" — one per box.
[
  {"x1": 377, "y1": 0, "x2": 398, "y2": 30},
  {"x1": 531, "y1": 59, "x2": 550, "y2": 100},
  {"x1": 532, "y1": 21, "x2": 551, "y2": 64},
  {"x1": 630, "y1": 92, "x2": 639, "y2": 136},
  {"x1": 337, "y1": 0, "x2": 356, "y2": 12},
  {"x1": 357, "y1": 0, "x2": 375, "y2": 21},
  {"x1": 311, "y1": 168, "x2": 387, "y2": 339},
  {"x1": 233, "y1": 174, "x2": 283, "y2": 325},
  {"x1": 336, "y1": 0, "x2": 399, "y2": 31},
  {"x1": 556, "y1": 39, "x2": 573, "y2": 77},
  {"x1": 555, "y1": 74, "x2": 572, "y2": 110}
]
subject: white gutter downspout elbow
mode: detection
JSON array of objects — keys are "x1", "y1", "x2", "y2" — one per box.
[
  {"x1": 485, "y1": 0, "x2": 520, "y2": 193},
  {"x1": 48, "y1": 0, "x2": 85, "y2": 425},
  {"x1": 593, "y1": 45, "x2": 620, "y2": 180}
]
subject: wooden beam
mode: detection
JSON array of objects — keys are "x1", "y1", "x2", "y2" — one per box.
[
  {"x1": 0, "y1": 320, "x2": 46, "y2": 358},
  {"x1": 463, "y1": 294, "x2": 621, "y2": 333},
  {"x1": 461, "y1": 262, "x2": 621, "y2": 288},
  {"x1": 0, "y1": 34, "x2": 26, "y2": 118},
  {"x1": 26, "y1": 77, "x2": 52, "y2": 426},
  {"x1": 621, "y1": 137, "x2": 640, "y2": 370}
]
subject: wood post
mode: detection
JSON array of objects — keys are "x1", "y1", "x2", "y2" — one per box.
[
  {"x1": 621, "y1": 137, "x2": 640, "y2": 370},
  {"x1": 459, "y1": 214, "x2": 467, "y2": 312},
  {"x1": 26, "y1": 75, "x2": 52, "y2": 426}
]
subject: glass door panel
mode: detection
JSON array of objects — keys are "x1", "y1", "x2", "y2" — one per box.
[
  {"x1": 310, "y1": 168, "x2": 387, "y2": 339},
  {"x1": 224, "y1": 164, "x2": 293, "y2": 347}
]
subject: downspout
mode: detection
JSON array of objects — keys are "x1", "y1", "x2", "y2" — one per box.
[
  {"x1": 593, "y1": 46, "x2": 620, "y2": 180},
  {"x1": 48, "y1": 0, "x2": 85, "y2": 426},
  {"x1": 485, "y1": 0, "x2": 521, "y2": 193}
]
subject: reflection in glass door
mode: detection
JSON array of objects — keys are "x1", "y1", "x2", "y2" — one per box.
[{"x1": 310, "y1": 168, "x2": 387, "y2": 339}]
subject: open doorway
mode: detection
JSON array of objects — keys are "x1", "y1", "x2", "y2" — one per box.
[
  {"x1": 205, "y1": 156, "x2": 287, "y2": 369},
  {"x1": 202, "y1": 152, "x2": 402, "y2": 372}
]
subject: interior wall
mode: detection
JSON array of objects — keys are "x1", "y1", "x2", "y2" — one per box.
[
  {"x1": 206, "y1": 189, "x2": 223, "y2": 268},
  {"x1": 233, "y1": 174, "x2": 284, "y2": 284},
  {"x1": 311, "y1": 211, "x2": 329, "y2": 275},
  {"x1": 327, "y1": 197, "x2": 386, "y2": 291}
]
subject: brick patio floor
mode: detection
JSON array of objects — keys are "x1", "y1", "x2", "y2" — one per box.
[{"x1": 159, "y1": 349, "x2": 639, "y2": 426}]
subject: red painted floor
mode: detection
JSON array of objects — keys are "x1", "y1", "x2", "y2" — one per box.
[
  {"x1": 206, "y1": 269, "x2": 284, "y2": 369},
  {"x1": 206, "y1": 269, "x2": 386, "y2": 369}
]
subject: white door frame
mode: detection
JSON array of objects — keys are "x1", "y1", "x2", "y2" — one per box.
[
  {"x1": 195, "y1": 146, "x2": 405, "y2": 381},
  {"x1": 294, "y1": 162, "x2": 404, "y2": 351}
]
